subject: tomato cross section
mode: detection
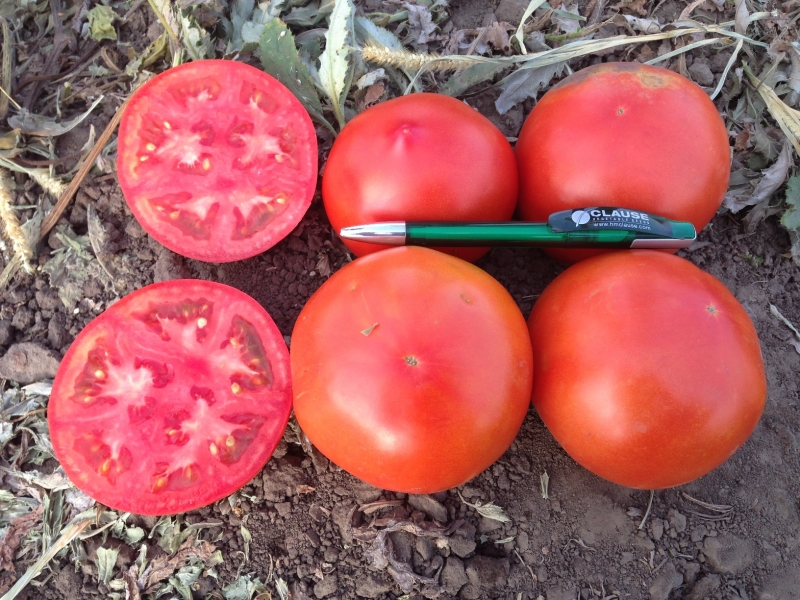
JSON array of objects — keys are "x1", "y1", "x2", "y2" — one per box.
[
  {"x1": 117, "y1": 60, "x2": 318, "y2": 262},
  {"x1": 48, "y1": 280, "x2": 292, "y2": 515}
]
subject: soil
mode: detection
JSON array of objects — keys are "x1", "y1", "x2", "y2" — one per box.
[{"x1": 2, "y1": 1, "x2": 800, "y2": 599}]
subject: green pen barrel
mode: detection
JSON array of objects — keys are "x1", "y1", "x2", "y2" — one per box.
[{"x1": 405, "y1": 223, "x2": 638, "y2": 248}]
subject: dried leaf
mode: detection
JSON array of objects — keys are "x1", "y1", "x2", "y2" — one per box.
[
  {"x1": 440, "y1": 62, "x2": 506, "y2": 96},
  {"x1": 623, "y1": 15, "x2": 661, "y2": 33},
  {"x1": 87, "y1": 5, "x2": 117, "y2": 41},
  {"x1": 8, "y1": 96, "x2": 104, "y2": 137},
  {"x1": 362, "y1": 83, "x2": 385, "y2": 106},
  {"x1": 318, "y1": 0, "x2": 355, "y2": 128},
  {"x1": 734, "y1": 0, "x2": 749, "y2": 35},
  {"x1": 240, "y1": 523, "x2": 252, "y2": 562},
  {"x1": 143, "y1": 538, "x2": 216, "y2": 591},
  {"x1": 613, "y1": 0, "x2": 647, "y2": 16},
  {"x1": 724, "y1": 142, "x2": 792, "y2": 213},
  {"x1": 355, "y1": 15, "x2": 404, "y2": 51},
  {"x1": 260, "y1": 18, "x2": 329, "y2": 129},
  {"x1": 356, "y1": 68, "x2": 386, "y2": 89},
  {"x1": 553, "y1": 2, "x2": 582, "y2": 35},
  {"x1": 361, "y1": 323, "x2": 379, "y2": 336},
  {"x1": 404, "y1": 2, "x2": 438, "y2": 44},
  {"x1": 485, "y1": 22, "x2": 511, "y2": 52},
  {"x1": 315, "y1": 252, "x2": 332, "y2": 277},
  {"x1": 495, "y1": 61, "x2": 566, "y2": 114},
  {"x1": 42, "y1": 224, "x2": 101, "y2": 311},
  {"x1": 362, "y1": 528, "x2": 442, "y2": 594},
  {"x1": 221, "y1": 573, "x2": 269, "y2": 599},
  {"x1": 770, "y1": 304, "x2": 800, "y2": 354},
  {"x1": 275, "y1": 577, "x2": 290, "y2": 600},
  {"x1": 0, "y1": 514, "x2": 92, "y2": 600},
  {"x1": 0, "y1": 506, "x2": 43, "y2": 572},
  {"x1": 745, "y1": 65, "x2": 800, "y2": 157},
  {"x1": 459, "y1": 492, "x2": 511, "y2": 522}
]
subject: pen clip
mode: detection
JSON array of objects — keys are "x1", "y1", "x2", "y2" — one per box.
[{"x1": 548, "y1": 207, "x2": 691, "y2": 238}]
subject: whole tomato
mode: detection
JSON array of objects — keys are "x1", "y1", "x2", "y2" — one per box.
[
  {"x1": 527, "y1": 251, "x2": 766, "y2": 489},
  {"x1": 515, "y1": 63, "x2": 730, "y2": 263},
  {"x1": 322, "y1": 93, "x2": 518, "y2": 262},
  {"x1": 291, "y1": 247, "x2": 533, "y2": 493}
]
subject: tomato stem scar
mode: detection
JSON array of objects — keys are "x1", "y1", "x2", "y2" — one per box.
[{"x1": 405, "y1": 356, "x2": 418, "y2": 366}]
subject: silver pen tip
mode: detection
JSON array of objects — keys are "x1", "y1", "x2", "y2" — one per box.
[{"x1": 339, "y1": 222, "x2": 407, "y2": 245}]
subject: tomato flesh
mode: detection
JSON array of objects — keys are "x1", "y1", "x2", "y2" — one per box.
[
  {"x1": 117, "y1": 60, "x2": 318, "y2": 263},
  {"x1": 48, "y1": 280, "x2": 292, "y2": 515}
]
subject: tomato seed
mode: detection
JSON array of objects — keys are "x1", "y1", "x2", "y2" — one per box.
[
  {"x1": 146, "y1": 143, "x2": 156, "y2": 151},
  {"x1": 209, "y1": 443, "x2": 218, "y2": 455},
  {"x1": 163, "y1": 121, "x2": 172, "y2": 129},
  {"x1": 231, "y1": 382, "x2": 242, "y2": 395},
  {"x1": 197, "y1": 318, "x2": 208, "y2": 328},
  {"x1": 226, "y1": 435, "x2": 235, "y2": 447}
]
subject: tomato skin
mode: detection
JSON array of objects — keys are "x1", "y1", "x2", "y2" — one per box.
[
  {"x1": 515, "y1": 63, "x2": 730, "y2": 263},
  {"x1": 322, "y1": 93, "x2": 518, "y2": 262},
  {"x1": 117, "y1": 60, "x2": 317, "y2": 263},
  {"x1": 291, "y1": 247, "x2": 533, "y2": 493},
  {"x1": 528, "y1": 251, "x2": 766, "y2": 489},
  {"x1": 48, "y1": 280, "x2": 292, "y2": 515}
]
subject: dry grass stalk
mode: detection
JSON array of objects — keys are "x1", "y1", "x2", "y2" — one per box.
[
  {"x1": 0, "y1": 516, "x2": 93, "y2": 600},
  {"x1": 39, "y1": 94, "x2": 131, "y2": 242},
  {"x1": 0, "y1": 16, "x2": 11, "y2": 119},
  {"x1": 361, "y1": 44, "x2": 464, "y2": 71},
  {"x1": 363, "y1": 21, "x2": 764, "y2": 76},
  {"x1": 0, "y1": 169, "x2": 34, "y2": 274}
]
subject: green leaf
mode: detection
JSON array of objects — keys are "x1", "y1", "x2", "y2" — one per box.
[
  {"x1": 180, "y1": 13, "x2": 213, "y2": 60},
  {"x1": 318, "y1": 0, "x2": 355, "y2": 129},
  {"x1": 95, "y1": 546, "x2": 120, "y2": 584},
  {"x1": 87, "y1": 5, "x2": 117, "y2": 41},
  {"x1": 259, "y1": 19, "x2": 331, "y2": 130},
  {"x1": 285, "y1": 0, "x2": 334, "y2": 27},
  {"x1": 783, "y1": 175, "x2": 800, "y2": 266},
  {"x1": 783, "y1": 175, "x2": 800, "y2": 230},
  {"x1": 440, "y1": 62, "x2": 506, "y2": 97},
  {"x1": 125, "y1": 526, "x2": 146, "y2": 545}
]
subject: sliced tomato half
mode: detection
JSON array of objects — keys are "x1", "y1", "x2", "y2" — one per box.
[
  {"x1": 48, "y1": 280, "x2": 292, "y2": 515},
  {"x1": 117, "y1": 60, "x2": 318, "y2": 262}
]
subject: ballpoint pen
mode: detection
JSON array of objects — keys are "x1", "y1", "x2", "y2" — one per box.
[{"x1": 339, "y1": 207, "x2": 697, "y2": 249}]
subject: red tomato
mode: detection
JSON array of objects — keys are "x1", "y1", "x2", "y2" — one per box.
[
  {"x1": 322, "y1": 93, "x2": 518, "y2": 262},
  {"x1": 48, "y1": 280, "x2": 292, "y2": 515},
  {"x1": 117, "y1": 60, "x2": 317, "y2": 263},
  {"x1": 291, "y1": 247, "x2": 533, "y2": 493},
  {"x1": 528, "y1": 251, "x2": 766, "y2": 489},
  {"x1": 515, "y1": 63, "x2": 730, "y2": 263}
]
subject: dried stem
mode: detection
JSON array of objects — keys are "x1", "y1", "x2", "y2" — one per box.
[{"x1": 39, "y1": 95, "x2": 131, "y2": 242}]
